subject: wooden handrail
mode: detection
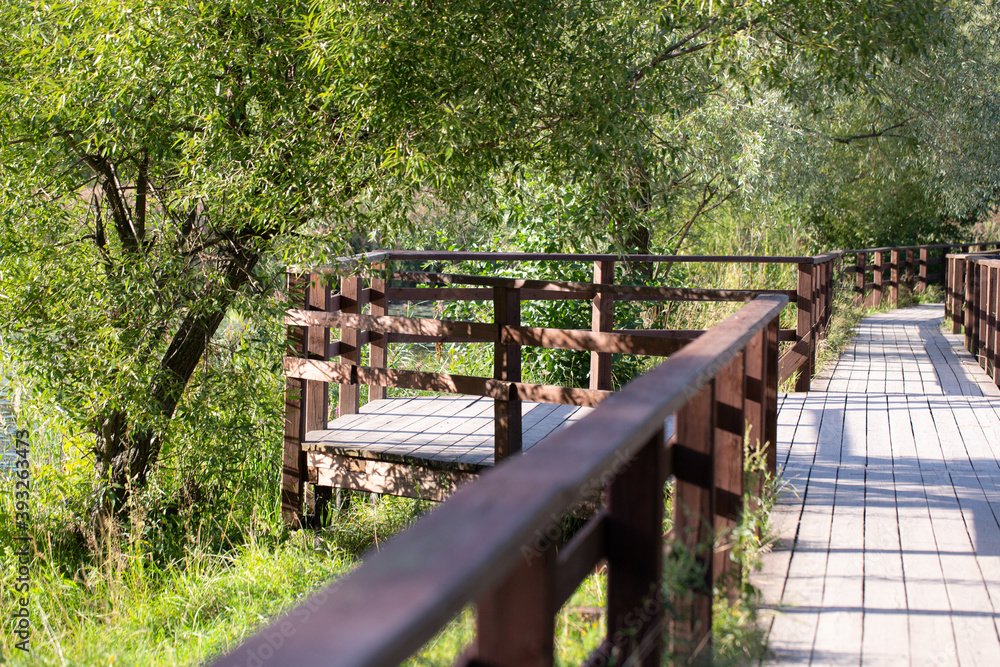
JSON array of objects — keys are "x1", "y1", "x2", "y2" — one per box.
[
  {"x1": 392, "y1": 270, "x2": 794, "y2": 302},
  {"x1": 214, "y1": 295, "x2": 786, "y2": 667}
]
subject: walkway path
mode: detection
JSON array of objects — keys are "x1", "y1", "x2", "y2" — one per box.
[{"x1": 758, "y1": 304, "x2": 1000, "y2": 666}]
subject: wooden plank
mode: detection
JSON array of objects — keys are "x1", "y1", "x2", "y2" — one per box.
[
  {"x1": 765, "y1": 319, "x2": 780, "y2": 476},
  {"x1": 284, "y1": 358, "x2": 512, "y2": 399},
  {"x1": 778, "y1": 331, "x2": 813, "y2": 385},
  {"x1": 286, "y1": 309, "x2": 497, "y2": 343},
  {"x1": 744, "y1": 329, "x2": 765, "y2": 454},
  {"x1": 504, "y1": 324, "x2": 691, "y2": 356},
  {"x1": 388, "y1": 286, "x2": 494, "y2": 301},
  {"x1": 309, "y1": 452, "x2": 478, "y2": 501},
  {"x1": 394, "y1": 270, "x2": 794, "y2": 303},
  {"x1": 894, "y1": 468, "x2": 959, "y2": 667},
  {"x1": 989, "y1": 266, "x2": 998, "y2": 379},
  {"x1": 281, "y1": 271, "x2": 313, "y2": 527},
  {"x1": 923, "y1": 469, "x2": 1000, "y2": 666},
  {"x1": 965, "y1": 259, "x2": 976, "y2": 351},
  {"x1": 861, "y1": 466, "x2": 909, "y2": 666},
  {"x1": 305, "y1": 272, "x2": 330, "y2": 430},
  {"x1": 384, "y1": 250, "x2": 814, "y2": 263},
  {"x1": 522, "y1": 406, "x2": 592, "y2": 449},
  {"x1": 906, "y1": 248, "x2": 915, "y2": 291},
  {"x1": 514, "y1": 382, "x2": 612, "y2": 408},
  {"x1": 282, "y1": 377, "x2": 306, "y2": 526},
  {"x1": 384, "y1": 285, "x2": 800, "y2": 304},
  {"x1": 810, "y1": 467, "x2": 864, "y2": 665}
]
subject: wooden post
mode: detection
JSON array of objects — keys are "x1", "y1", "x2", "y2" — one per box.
[
  {"x1": 965, "y1": 259, "x2": 976, "y2": 352},
  {"x1": 993, "y1": 266, "x2": 1000, "y2": 386},
  {"x1": 988, "y1": 265, "x2": 997, "y2": 378},
  {"x1": 855, "y1": 252, "x2": 866, "y2": 307},
  {"x1": 282, "y1": 375, "x2": 305, "y2": 527},
  {"x1": 740, "y1": 317, "x2": 779, "y2": 480},
  {"x1": 872, "y1": 251, "x2": 884, "y2": 308},
  {"x1": 606, "y1": 432, "x2": 665, "y2": 667},
  {"x1": 338, "y1": 275, "x2": 365, "y2": 417},
  {"x1": 590, "y1": 260, "x2": 615, "y2": 391},
  {"x1": 918, "y1": 247, "x2": 929, "y2": 294},
  {"x1": 817, "y1": 261, "x2": 827, "y2": 337},
  {"x1": 494, "y1": 286, "x2": 522, "y2": 461},
  {"x1": 713, "y1": 353, "x2": 745, "y2": 599},
  {"x1": 795, "y1": 262, "x2": 814, "y2": 392},
  {"x1": 476, "y1": 543, "x2": 556, "y2": 667},
  {"x1": 980, "y1": 262, "x2": 989, "y2": 370},
  {"x1": 673, "y1": 384, "x2": 715, "y2": 663},
  {"x1": 906, "y1": 248, "x2": 915, "y2": 293},
  {"x1": 744, "y1": 331, "x2": 765, "y2": 457},
  {"x1": 890, "y1": 249, "x2": 900, "y2": 307},
  {"x1": 813, "y1": 263, "x2": 821, "y2": 335},
  {"x1": 368, "y1": 264, "x2": 388, "y2": 402},
  {"x1": 764, "y1": 317, "x2": 780, "y2": 477},
  {"x1": 823, "y1": 259, "x2": 833, "y2": 332},
  {"x1": 282, "y1": 271, "x2": 325, "y2": 526},
  {"x1": 944, "y1": 255, "x2": 954, "y2": 327},
  {"x1": 952, "y1": 256, "x2": 965, "y2": 334}
]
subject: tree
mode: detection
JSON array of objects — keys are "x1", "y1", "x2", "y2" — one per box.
[{"x1": 0, "y1": 0, "x2": 951, "y2": 525}]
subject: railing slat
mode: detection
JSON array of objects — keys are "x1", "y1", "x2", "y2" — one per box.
[
  {"x1": 672, "y1": 383, "x2": 715, "y2": 662},
  {"x1": 606, "y1": 431, "x2": 665, "y2": 667}
]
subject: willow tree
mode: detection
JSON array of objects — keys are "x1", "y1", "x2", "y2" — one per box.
[{"x1": 0, "y1": 0, "x2": 949, "y2": 523}]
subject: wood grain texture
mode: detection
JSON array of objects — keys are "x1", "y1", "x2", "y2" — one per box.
[{"x1": 761, "y1": 304, "x2": 1000, "y2": 666}]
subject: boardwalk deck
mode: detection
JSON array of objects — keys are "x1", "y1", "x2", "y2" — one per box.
[
  {"x1": 758, "y1": 304, "x2": 1000, "y2": 665},
  {"x1": 303, "y1": 396, "x2": 592, "y2": 500}
]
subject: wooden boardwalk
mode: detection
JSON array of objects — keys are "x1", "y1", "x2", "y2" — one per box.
[
  {"x1": 758, "y1": 304, "x2": 1000, "y2": 665},
  {"x1": 306, "y1": 396, "x2": 591, "y2": 468}
]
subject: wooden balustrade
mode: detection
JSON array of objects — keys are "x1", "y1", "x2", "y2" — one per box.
[
  {"x1": 214, "y1": 295, "x2": 787, "y2": 667},
  {"x1": 256, "y1": 240, "x2": 1000, "y2": 667}
]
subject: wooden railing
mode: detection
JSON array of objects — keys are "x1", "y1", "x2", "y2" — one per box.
[
  {"x1": 281, "y1": 265, "x2": 796, "y2": 522},
  {"x1": 223, "y1": 240, "x2": 998, "y2": 667},
  {"x1": 945, "y1": 249, "x2": 1000, "y2": 385},
  {"x1": 217, "y1": 294, "x2": 785, "y2": 667}
]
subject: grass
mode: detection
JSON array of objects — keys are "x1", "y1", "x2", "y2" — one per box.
[
  {"x1": 0, "y1": 492, "x2": 433, "y2": 665},
  {"x1": 1, "y1": 435, "x2": 782, "y2": 666}
]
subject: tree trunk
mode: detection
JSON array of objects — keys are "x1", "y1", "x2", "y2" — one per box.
[{"x1": 90, "y1": 235, "x2": 263, "y2": 525}]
